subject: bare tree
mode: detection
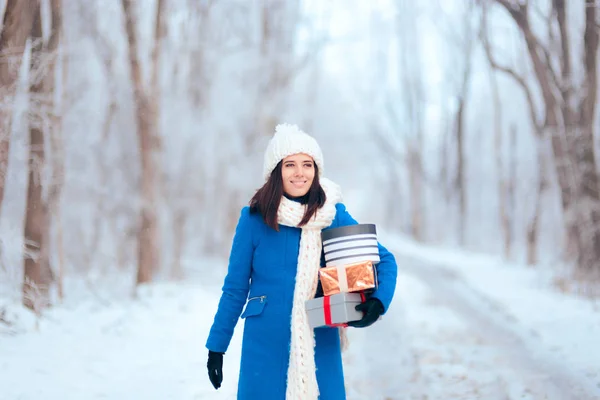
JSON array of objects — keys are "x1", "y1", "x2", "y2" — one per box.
[
  {"x1": 370, "y1": 0, "x2": 451, "y2": 239},
  {"x1": 150, "y1": 0, "x2": 166, "y2": 101},
  {"x1": 121, "y1": 0, "x2": 162, "y2": 285},
  {"x1": 480, "y1": 4, "x2": 548, "y2": 265},
  {"x1": 452, "y1": 3, "x2": 476, "y2": 246},
  {"x1": 186, "y1": 0, "x2": 214, "y2": 110},
  {"x1": 485, "y1": 0, "x2": 600, "y2": 274},
  {"x1": 526, "y1": 140, "x2": 550, "y2": 265},
  {"x1": 46, "y1": 0, "x2": 63, "y2": 299},
  {"x1": 158, "y1": 0, "x2": 217, "y2": 265},
  {"x1": 370, "y1": 116, "x2": 407, "y2": 231},
  {"x1": 255, "y1": 0, "x2": 301, "y2": 138},
  {"x1": 480, "y1": 8, "x2": 516, "y2": 259},
  {"x1": 486, "y1": 57, "x2": 512, "y2": 258},
  {"x1": 430, "y1": 0, "x2": 477, "y2": 245},
  {"x1": 71, "y1": 2, "x2": 139, "y2": 279},
  {"x1": 439, "y1": 104, "x2": 453, "y2": 216},
  {"x1": 23, "y1": 1, "x2": 61, "y2": 310},
  {"x1": 396, "y1": 0, "x2": 426, "y2": 240},
  {"x1": 166, "y1": 144, "x2": 198, "y2": 280},
  {"x1": 508, "y1": 123, "x2": 517, "y2": 256},
  {"x1": 0, "y1": 0, "x2": 38, "y2": 214}
]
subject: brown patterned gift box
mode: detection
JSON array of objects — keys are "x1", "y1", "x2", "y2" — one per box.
[{"x1": 318, "y1": 260, "x2": 377, "y2": 297}]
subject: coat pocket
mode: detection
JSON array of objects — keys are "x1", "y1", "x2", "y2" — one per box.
[{"x1": 241, "y1": 295, "x2": 267, "y2": 318}]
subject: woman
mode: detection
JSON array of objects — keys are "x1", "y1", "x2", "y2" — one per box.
[{"x1": 205, "y1": 123, "x2": 398, "y2": 399}]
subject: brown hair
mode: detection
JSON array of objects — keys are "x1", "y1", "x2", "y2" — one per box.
[{"x1": 249, "y1": 161, "x2": 326, "y2": 231}]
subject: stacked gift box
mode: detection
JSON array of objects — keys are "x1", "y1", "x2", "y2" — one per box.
[{"x1": 305, "y1": 224, "x2": 379, "y2": 329}]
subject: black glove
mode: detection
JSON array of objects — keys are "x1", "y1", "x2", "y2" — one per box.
[
  {"x1": 207, "y1": 350, "x2": 224, "y2": 389},
  {"x1": 347, "y1": 298, "x2": 384, "y2": 328}
]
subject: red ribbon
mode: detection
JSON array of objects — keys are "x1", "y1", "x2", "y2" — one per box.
[
  {"x1": 324, "y1": 295, "x2": 332, "y2": 325},
  {"x1": 322, "y1": 294, "x2": 367, "y2": 327}
]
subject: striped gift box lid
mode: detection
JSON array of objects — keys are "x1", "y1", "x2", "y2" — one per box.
[{"x1": 321, "y1": 224, "x2": 380, "y2": 267}]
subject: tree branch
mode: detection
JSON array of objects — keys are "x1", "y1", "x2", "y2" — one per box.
[
  {"x1": 550, "y1": 0, "x2": 575, "y2": 124},
  {"x1": 480, "y1": 7, "x2": 542, "y2": 134},
  {"x1": 492, "y1": 0, "x2": 560, "y2": 126},
  {"x1": 553, "y1": 0, "x2": 571, "y2": 79},
  {"x1": 494, "y1": 0, "x2": 528, "y2": 15},
  {"x1": 539, "y1": 41, "x2": 561, "y2": 97},
  {"x1": 580, "y1": 0, "x2": 599, "y2": 123}
]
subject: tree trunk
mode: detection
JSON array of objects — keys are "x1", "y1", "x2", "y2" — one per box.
[
  {"x1": 408, "y1": 147, "x2": 423, "y2": 240},
  {"x1": 574, "y1": 0, "x2": 600, "y2": 274},
  {"x1": 23, "y1": 118, "x2": 50, "y2": 311},
  {"x1": 87, "y1": 3, "x2": 119, "y2": 277},
  {"x1": 567, "y1": 126, "x2": 600, "y2": 274},
  {"x1": 439, "y1": 114, "x2": 454, "y2": 242},
  {"x1": 150, "y1": 0, "x2": 166, "y2": 274},
  {"x1": 508, "y1": 123, "x2": 517, "y2": 259},
  {"x1": 170, "y1": 211, "x2": 185, "y2": 280},
  {"x1": 396, "y1": 1, "x2": 425, "y2": 241},
  {"x1": 149, "y1": 0, "x2": 165, "y2": 148},
  {"x1": 455, "y1": 96, "x2": 466, "y2": 246},
  {"x1": 45, "y1": 0, "x2": 63, "y2": 300},
  {"x1": 546, "y1": 0, "x2": 600, "y2": 273},
  {"x1": 452, "y1": 2, "x2": 474, "y2": 247},
  {"x1": 0, "y1": 0, "x2": 38, "y2": 212},
  {"x1": 150, "y1": 0, "x2": 166, "y2": 98},
  {"x1": 121, "y1": 0, "x2": 161, "y2": 285},
  {"x1": 187, "y1": 0, "x2": 212, "y2": 109},
  {"x1": 256, "y1": 0, "x2": 299, "y2": 139},
  {"x1": 23, "y1": 4, "x2": 51, "y2": 311},
  {"x1": 454, "y1": 64, "x2": 472, "y2": 247},
  {"x1": 489, "y1": 65, "x2": 510, "y2": 258},
  {"x1": 492, "y1": 0, "x2": 600, "y2": 274},
  {"x1": 526, "y1": 140, "x2": 548, "y2": 265}
]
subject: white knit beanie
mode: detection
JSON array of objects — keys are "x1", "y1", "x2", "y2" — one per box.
[{"x1": 262, "y1": 123, "x2": 324, "y2": 181}]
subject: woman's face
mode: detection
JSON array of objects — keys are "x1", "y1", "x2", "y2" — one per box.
[{"x1": 281, "y1": 153, "x2": 315, "y2": 198}]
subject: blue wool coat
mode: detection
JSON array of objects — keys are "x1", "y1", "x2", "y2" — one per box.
[{"x1": 206, "y1": 203, "x2": 398, "y2": 399}]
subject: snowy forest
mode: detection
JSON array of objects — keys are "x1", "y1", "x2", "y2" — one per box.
[
  {"x1": 2, "y1": 0, "x2": 598, "y2": 309},
  {"x1": 1, "y1": 1, "x2": 600, "y2": 399}
]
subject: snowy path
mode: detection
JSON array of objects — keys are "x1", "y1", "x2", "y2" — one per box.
[
  {"x1": 342, "y1": 255, "x2": 600, "y2": 400},
  {"x1": 1, "y1": 253, "x2": 600, "y2": 399}
]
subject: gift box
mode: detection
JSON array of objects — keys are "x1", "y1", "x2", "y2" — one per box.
[
  {"x1": 318, "y1": 260, "x2": 377, "y2": 296},
  {"x1": 322, "y1": 224, "x2": 380, "y2": 267},
  {"x1": 305, "y1": 292, "x2": 365, "y2": 329}
]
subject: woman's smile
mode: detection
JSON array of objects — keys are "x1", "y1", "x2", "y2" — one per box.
[{"x1": 291, "y1": 180, "x2": 307, "y2": 187}]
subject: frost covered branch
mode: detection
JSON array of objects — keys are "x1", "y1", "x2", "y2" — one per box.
[{"x1": 479, "y1": 8, "x2": 542, "y2": 133}]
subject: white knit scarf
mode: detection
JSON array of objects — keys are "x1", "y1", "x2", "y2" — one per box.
[{"x1": 277, "y1": 177, "x2": 344, "y2": 400}]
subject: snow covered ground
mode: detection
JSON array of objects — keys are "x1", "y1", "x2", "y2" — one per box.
[
  {"x1": 386, "y1": 234, "x2": 600, "y2": 399},
  {"x1": 1, "y1": 235, "x2": 599, "y2": 400}
]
